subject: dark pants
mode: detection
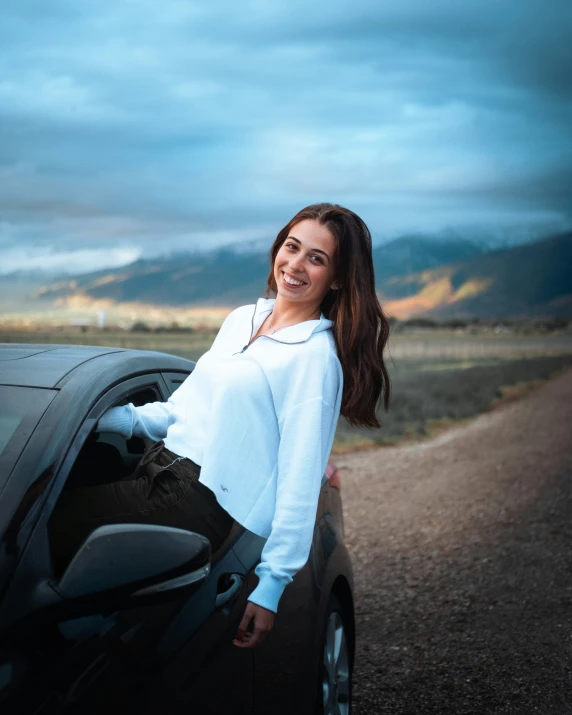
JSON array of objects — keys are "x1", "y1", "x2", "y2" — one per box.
[{"x1": 49, "y1": 441, "x2": 235, "y2": 577}]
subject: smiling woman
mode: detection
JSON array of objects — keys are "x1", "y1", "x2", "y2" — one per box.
[
  {"x1": 49, "y1": 203, "x2": 391, "y2": 659},
  {"x1": 265, "y1": 203, "x2": 391, "y2": 427},
  {"x1": 275, "y1": 220, "x2": 339, "y2": 299}
]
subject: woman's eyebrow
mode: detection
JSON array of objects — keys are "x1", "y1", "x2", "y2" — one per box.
[{"x1": 286, "y1": 236, "x2": 331, "y2": 261}]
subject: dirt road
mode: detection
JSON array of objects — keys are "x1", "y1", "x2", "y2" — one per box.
[{"x1": 336, "y1": 368, "x2": 572, "y2": 715}]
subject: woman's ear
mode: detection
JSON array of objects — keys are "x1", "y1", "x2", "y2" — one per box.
[{"x1": 331, "y1": 281, "x2": 341, "y2": 291}]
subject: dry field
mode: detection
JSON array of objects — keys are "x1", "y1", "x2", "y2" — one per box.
[
  {"x1": 2, "y1": 327, "x2": 572, "y2": 363},
  {"x1": 333, "y1": 353, "x2": 572, "y2": 451},
  {"x1": 0, "y1": 328, "x2": 218, "y2": 363},
  {"x1": 2, "y1": 328, "x2": 572, "y2": 452}
]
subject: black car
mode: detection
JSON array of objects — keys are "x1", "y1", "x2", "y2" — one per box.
[{"x1": 0, "y1": 344, "x2": 355, "y2": 715}]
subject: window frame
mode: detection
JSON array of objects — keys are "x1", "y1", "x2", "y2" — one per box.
[
  {"x1": 160, "y1": 370, "x2": 192, "y2": 396},
  {"x1": 52, "y1": 373, "x2": 169, "y2": 501}
]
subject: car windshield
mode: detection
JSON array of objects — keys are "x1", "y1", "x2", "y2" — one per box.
[{"x1": 0, "y1": 386, "x2": 57, "y2": 486}]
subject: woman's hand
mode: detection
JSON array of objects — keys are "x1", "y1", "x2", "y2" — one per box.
[{"x1": 233, "y1": 601, "x2": 275, "y2": 648}]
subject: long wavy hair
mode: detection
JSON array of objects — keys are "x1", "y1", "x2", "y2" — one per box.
[{"x1": 265, "y1": 203, "x2": 391, "y2": 428}]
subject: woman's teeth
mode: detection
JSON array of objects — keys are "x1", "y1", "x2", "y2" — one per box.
[{"x1": 283, "y1": 273, "x2": 305, "y2": 286}]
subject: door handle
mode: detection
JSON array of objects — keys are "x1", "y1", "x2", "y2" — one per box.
[{"x1": 215, "y1": 574, "x2": 244, "y2": 613}]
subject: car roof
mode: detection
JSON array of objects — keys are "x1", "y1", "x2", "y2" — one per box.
[{"x1": 0, "y1": 344, "x2": 194, "y2": 389}]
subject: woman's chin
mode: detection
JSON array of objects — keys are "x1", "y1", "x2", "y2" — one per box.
[{"x1": 276, "y1": 288, "x2": 305, "y2": 301}]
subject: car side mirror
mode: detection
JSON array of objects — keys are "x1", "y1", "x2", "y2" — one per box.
[
  {"x1": 57, "y1": 523, "x2": 211, "y2": 600},
  {"x1": 2, "y1": 524, "x2": 211, "y2": 632}
]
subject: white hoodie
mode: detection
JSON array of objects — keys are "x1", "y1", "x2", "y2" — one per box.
[{"x1": 97, "y1": 297, "x2": 344, "y2": 613}]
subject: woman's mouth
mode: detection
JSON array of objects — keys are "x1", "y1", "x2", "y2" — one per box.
[
  {"x1": 281, "y1": 271, "x2": 307, "y2": 288},
  {"x1": 282, "y1": 271, "x2": 307, "y2": 289}
]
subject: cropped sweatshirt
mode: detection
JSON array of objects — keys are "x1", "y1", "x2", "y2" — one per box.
[{"x1": 97, "y1": 297, "x2": 344, "y2": 613}]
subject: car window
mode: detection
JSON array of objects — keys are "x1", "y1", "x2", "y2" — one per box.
[
  {"x1": 48, "y1": 380, "x2": 165, "y2": 575},
  {"x1": 65, "y1": 384, "x2": 162, "y2": 489},
  {"x1": 162, "y1": 371, "x2": 191, "y2": 395},
  {"x1": 0, "y1": 386, "x2": 57, "y2": 489}
]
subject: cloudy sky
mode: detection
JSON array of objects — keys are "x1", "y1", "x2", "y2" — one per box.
[{"x1": 1, "y1": 0, "x2": 571, "y2": 274}]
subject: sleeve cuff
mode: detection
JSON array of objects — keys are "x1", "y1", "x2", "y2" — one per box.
[
  {"x1": 247, "y1": 571, "x2": 290, "y2": 614},
  {"x1": 97, "y1": 405, "x2": 133, "y2": 439}
]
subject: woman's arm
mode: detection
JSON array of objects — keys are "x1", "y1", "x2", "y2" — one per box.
[
  {"x1": 95, "y1": 307, "x2": 245, "y2": 440},
  {"x1": 233, "y1": 395, "x2": 335, "y2": 649},
  {"x1": 97, "y1": 399, "x2": 176, "y2": 442},
  {"x1": 248, "y1": 396, "x2": 335, "y2": 613}
]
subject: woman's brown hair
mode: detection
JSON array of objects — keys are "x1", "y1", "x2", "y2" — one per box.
[{"x1": 265, "y1": 202, "x2": 391, "y2": 428}]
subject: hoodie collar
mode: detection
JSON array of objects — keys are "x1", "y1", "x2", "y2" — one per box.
[{"x1": 251, "y1": 297, "x2": 333, "y2": 344}]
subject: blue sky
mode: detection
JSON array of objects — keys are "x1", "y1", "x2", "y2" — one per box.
[{"x1": 1, "y1": 0, "x2": 571, "y2": 274}]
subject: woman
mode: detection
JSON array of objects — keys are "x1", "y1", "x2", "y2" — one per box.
[{"x1": 50, "y1": 203, "x2": 391, "y2": 649}]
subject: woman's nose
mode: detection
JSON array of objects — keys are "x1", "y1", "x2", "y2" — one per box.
[{"x1": 289, "y1": 254, "x2": 304, "y2": 272}]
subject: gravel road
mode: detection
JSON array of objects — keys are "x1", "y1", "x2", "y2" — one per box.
[{"x1": 336, "y1": 368, "x2": 572, "y2": 715}]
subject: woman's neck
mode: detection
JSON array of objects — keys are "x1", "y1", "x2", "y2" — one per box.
[{"x1": 271, "y1": 295, "x2": 321, "y2": 325}]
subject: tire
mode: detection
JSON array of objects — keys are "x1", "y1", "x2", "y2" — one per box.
[{"x1": 315, "y1": 592, "x2": 353, "y2": 715}]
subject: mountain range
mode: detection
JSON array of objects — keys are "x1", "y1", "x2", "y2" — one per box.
[
  {"x1": 26, "y1": 231, "x2": 572, "y2": 319},
  {"x1": 380, "y1": 232, "x2": 572, "y2": 319}
]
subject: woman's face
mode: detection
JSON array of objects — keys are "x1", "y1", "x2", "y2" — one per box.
[{"x1": 273, "y1": 219, "x2": 338, "y2": 308}]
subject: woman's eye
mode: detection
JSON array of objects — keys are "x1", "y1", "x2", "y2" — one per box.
[{"x1": 284, "y1": 243, "x2": 323, "y2": 264}]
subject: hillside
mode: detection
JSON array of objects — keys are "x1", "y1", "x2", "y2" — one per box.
[
  {"x1": 27, "y1": 232, "x2": 572, "y2": 319},
  {"x1": 381, "y1": 232, "x2": 572, "y2": 319},
  {"x1": 32, "y1": 236, "x2": 486, "y2": 308}
]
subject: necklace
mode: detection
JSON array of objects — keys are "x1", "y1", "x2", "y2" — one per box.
[{"x1": 268, "y1": 321, "x2": 295, "y2": 335}]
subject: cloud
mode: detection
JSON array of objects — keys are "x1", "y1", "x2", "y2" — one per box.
[
  {"x1": 0, "y1": 244, "x2": 141, "y2": 275},
  {"x1": 0, "y1": 0, "x2": 570, "y2": 273}
]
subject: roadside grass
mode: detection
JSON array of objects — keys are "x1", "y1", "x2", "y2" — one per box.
[
  {"x1": 0, "y1": 329, "x2": 217, "y2": 363},
  {"x1": 2, "y1": 328, "x2": 572, "y2": 365},
  {"x1": 2, "y1": 328, "x2": 572, "y2": 453},
  {"x1": 331, "y1": 354, "x2": 572, "y2": 453}
]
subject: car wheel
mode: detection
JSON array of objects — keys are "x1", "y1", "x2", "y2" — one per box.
[{"x1": 316, "y1": 593, "x2": 352, "y2": 715}]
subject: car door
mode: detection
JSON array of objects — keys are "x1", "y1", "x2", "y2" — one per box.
[
  {"x1": 63, "y1": 372, "x2": 255, "y2": 715},
  {"x1": 0, "y1": 374, "x2": 168, "y2": 715},
  {"x1": 1, "y1": 372, "x2": 253, "y2": 715}
]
